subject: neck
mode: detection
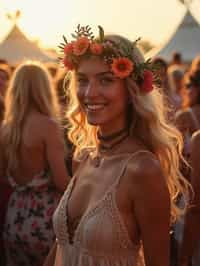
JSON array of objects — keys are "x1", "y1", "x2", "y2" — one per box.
[{"x1": 97, "y1": 126, "x2": 129, "y2": 152}]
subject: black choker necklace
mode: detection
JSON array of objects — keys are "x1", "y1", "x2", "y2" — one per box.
[
  {"x1": 97, "y1": 127, "x2": 128, "y2": 141},
  {"x1": 91, "y1": 129, "x2": 129, "y2": 168}
]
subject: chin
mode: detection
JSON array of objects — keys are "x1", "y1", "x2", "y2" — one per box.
[{"x1": 87, "y1": 118, "x2": 106, "y2": 126}]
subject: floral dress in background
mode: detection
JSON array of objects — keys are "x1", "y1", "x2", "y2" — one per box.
[{"x1": 3, "y1": 171, "x2": 61, "y2": 266}]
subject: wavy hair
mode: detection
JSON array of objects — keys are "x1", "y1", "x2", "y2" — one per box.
[
  {"x1": 2, "y1": 61, "x2": 60, "y2": 171},
  {"x1": 65, "y1": 35, "x2": 190, "y2": 222}
]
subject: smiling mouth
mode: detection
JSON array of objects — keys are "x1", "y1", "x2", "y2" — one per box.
[{"x1": 85, "y1": 104, "x2": 106, "y2": 111}]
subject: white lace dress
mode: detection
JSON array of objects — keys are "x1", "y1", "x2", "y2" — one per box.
[{"x1": 53, "y1": 152, "x2": 144, "y2": 266}]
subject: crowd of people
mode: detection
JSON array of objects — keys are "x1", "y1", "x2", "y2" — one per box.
[{"x1": 0, "y1": 25, "x2": 200, "y2": 266}]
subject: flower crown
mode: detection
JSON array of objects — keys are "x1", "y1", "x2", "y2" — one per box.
[{"x1": 59, "y1": 25, "x2": 155, "y2": 93}]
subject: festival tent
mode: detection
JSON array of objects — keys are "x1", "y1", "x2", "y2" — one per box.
[
  {"x1": 146, "y1": 9, "x2": 200, "y2": 62},
  {"x1": 0, "y1": 25, "x2": 56, "y2": 65}
]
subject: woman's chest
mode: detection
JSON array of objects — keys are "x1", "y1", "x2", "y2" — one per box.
[{"x1": 67, "y1": 155, "x2": 129, "y2": 218}]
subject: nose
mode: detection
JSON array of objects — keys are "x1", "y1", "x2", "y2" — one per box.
[{"x1": 85, "y1": 80, "x2": 98, "y2": 98}]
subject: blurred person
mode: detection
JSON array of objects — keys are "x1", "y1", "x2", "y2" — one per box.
[
  {"x1": 0, "y1": 64, "x2": 11, "y2": 97},
  {"x1": 0, "y1": 61, "x2": 69, "y2": 266},
  {"x1": 168, "y1": 66, "x2": 185, "y2": 112},
  {"x1": 0, "y1": 95, "x2": 12, "y2": 266},
  {"x1": 46, "y1": 63, "x2": 58, "y2": 79},
  {"x1": 152, "y1": 57, "x2": 170, "y2": 95},
  {"x1": 169, "y1": 52, "x2": 185, "y2": 69},
  {"x1": 175, "y1": 70, "x2": 200, "y2": 146},
  {"x1": 190, "y1": 55, "x2": 200, "y2": 74},
  {"x1": 178, "y1": 130, "x2": 200, "y2": 266},
  {"x1": 44, "y1": 25, "x2": 189, "y2": 266}
]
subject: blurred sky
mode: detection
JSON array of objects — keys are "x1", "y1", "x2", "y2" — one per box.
[{"x1": 0, "y1": 0, "x2": 200, "y2": 48}]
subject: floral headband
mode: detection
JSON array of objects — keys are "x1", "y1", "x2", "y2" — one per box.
[{"x1": 59, "y1": 25, "x2": 155, "y2": 93}]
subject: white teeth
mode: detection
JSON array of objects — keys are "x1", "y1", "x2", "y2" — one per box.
[{"x1": 86, "y1": 104, "x2": 105, "y2": 111}]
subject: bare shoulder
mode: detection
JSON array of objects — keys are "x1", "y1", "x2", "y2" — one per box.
[
  {"x1": 126, "y1": 151, "x2": 164, "y2": 183},
  {"x1": 37, "y1": 116, "x2": 61, "y2": 138},
  {"x1": 125, "y1": 151, "x2": 168, "y2": 199}
]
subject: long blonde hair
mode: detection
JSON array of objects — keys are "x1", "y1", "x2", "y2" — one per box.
[
  {"x1": 2, "y1": 61, "x2": 60, "y2": 171},
  {"x1": 66, "y1": 35, "x2": 190, "y2": 222}
]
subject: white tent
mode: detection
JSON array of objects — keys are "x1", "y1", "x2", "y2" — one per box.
[
  {"x1": 0, "y1": 25, "x2": 56, "y2": 65},
  {"x1": 146, "y1": 9, "x2": 200, "y2": 62}
]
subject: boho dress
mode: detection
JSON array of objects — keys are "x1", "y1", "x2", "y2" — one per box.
[
  {"x1": 53, "y1": 151, "x2": 145, "y2": 266},
  {"x1": 3, "y1": 170, "x2": 61, "y2": 266}
]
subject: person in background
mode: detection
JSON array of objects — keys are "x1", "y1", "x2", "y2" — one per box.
[
  {"x1": 0, "y1": 61, "x2": 69, "y2": 266},
  {"x1": 0, "y1": 64, "x2": 11, "y2": 98},
  {"x1": 168, "y1": 66, "x2": 185, "y2": 112},
  {"x1": 169, "y1": 52, "x2": 185, "y2": 70},
  {"x1": 152, "y1": 57, "x2": 170, "y2": 95},
  {"x1": 0, "y1": 95, "x2": 12, "y2": 266},
  {"x1": 189, "y1": 55, "x2": 200, "y2": 74},
  {"x1": 178, "y1": 130, "x2": 200, "y2": 266},
  {"x1": 44, "y1": 25, "x2": 189, "y2": 266}
]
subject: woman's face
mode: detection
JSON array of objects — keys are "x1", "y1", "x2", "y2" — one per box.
[{"x1": 76, "y1": 57, "x2": 130, "y2": 134}]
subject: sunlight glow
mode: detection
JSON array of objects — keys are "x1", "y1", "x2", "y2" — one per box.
[{"x1": 0, "y1": 0, "x2": 198, "y2": 48}]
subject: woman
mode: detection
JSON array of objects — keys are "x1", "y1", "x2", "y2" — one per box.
[
  {"x1": 175, "y1": 70, "x2": 200, "y2": 167},
  {"x1": 178, "y1": 130, "x2": 200, "y2": 266},
  {"x1": 46, "y1": 26, "x2": 189, "y2": 266},
  {"x1": 0, "y1": 61, "x2": 69, "y2": 266}
]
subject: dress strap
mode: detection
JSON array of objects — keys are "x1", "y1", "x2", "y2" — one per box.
[{"x1": 113, "y1": 150, "x2": 154, "y2": 188}]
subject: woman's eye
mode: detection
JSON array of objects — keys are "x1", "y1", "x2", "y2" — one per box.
[
  {"x1": 77, "y1": 78, "x2": 88, "y2": 86},
  {"x1": 100, "y1": 77, "x2": 114, "y2": 85}
]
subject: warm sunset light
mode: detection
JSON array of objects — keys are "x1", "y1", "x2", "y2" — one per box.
[{"x1": 0, "y1": 0, "x2": 198, "y2": 49}]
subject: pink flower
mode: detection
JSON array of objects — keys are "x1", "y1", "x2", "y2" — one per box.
[
  {"x1": 63, "y1": 57, "x2": 74, "y2": 70},
  {"x1": 73, "y1": 37, "x2": 90, "y2": 55},
  {"x1": 64, "y1": 42, "x2": 74, "y2": 55},
  {"x1": 141, "y1": 70, "x2": 154, "y2": 93},
  {"x1": 90, "y1": 42, "x2": 103, "y2": 55}
]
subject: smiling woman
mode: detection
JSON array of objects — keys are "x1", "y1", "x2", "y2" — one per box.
[{"x1": 41, "y1": 25, "x2": 191, "y2": 266}]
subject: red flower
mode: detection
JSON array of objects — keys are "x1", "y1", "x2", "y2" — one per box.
[
  {"x1": 111, "y1": 57, "x2": 134, "y2": 79},
  {"x1": 63, "y1": 56, "x2": 74, "y2": 70},
  {"x1": 90, "y1": 42, "x2": 103, "y2": 55},
  {"x1": 141, "y1": 70, "x2": 154, "y2": 93},
  {"x1": 64, "y1": 42, "x2": 74, "y2": 55},
  {"x1": 73, "y1": 37, "x2": 90, "y2": 56}
]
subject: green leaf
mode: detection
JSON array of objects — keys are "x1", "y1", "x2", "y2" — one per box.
[
  {"x1": 98, "y1": 25, "x2": 104, "y2": 42},
  {"x1": 62, "y1": 35, "x2": 68, "y2": 44}
]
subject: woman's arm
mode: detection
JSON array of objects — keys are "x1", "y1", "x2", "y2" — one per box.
[
  {"x1": 129, "y1": 153, "x2": 170, "y2": 266},
  {"x1": 178, "y1": 131, "x2": 200, "y2": 266},
  {"x1": 43, "y1": 241, "x2": 57, "y2": 266}
]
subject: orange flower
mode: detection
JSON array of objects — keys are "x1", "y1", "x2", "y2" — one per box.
[
  {"x1": 63, "y1": 56, "x2": 74, "y2": 70},
  {"x1": 111, "y1": 57, "x2": 134, "y2": 79},
  {"x1": 73, "y1": 37, "x2": 90, "y2": 56},
  {"x1": 64, "y1": 42, "x2": 74, "y2": 55},
  {"x1": 90, "y1": 42, "x2": 103, "y2": 55}
]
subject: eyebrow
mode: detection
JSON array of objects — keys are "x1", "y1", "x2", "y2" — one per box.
[{"x1": 77, "y1": 71, "x2": 114, "y2": 77}]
